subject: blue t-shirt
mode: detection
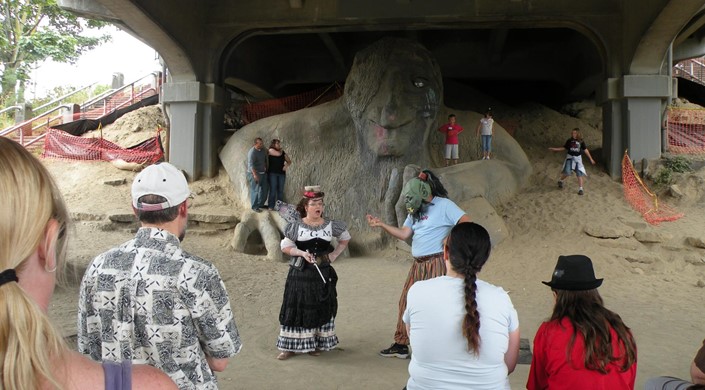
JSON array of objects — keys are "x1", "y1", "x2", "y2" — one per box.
[{"x1": 403, "y1": 197, "x2": 465, "y2": 257}]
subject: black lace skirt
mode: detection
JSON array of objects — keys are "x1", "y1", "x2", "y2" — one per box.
[{"x1": 279, "y1": 263, "x2": 338, "y2": 328}]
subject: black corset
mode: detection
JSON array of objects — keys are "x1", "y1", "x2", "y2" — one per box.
[{"x1": 295, "y1": 238, "x2": 333, "y2": 257}]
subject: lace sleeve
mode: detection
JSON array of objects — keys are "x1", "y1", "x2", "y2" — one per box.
[{"x1": 331, "y1": 220, "x2": 350, "y2": 240}]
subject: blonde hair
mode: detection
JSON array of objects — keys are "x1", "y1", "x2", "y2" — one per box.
[{"x1": 0, "y1": 138, "x2": 70, "y2": 390}]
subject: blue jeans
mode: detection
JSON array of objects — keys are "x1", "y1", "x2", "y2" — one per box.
[
  {"x1": 481, "y1": 135, "x2": 492, "y2": 152},
  {"x1": 268, "y1": 173, "x2": 286, "y2": 208},
  {"x1": 247, "y1": 171, "x2": 268, "y2": 210}
]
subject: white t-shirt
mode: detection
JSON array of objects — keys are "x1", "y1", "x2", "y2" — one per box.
[
  {"x1": 403, "y1": 276, "x2": 519, "y2": 390},
  {"x1": 480, "y1": 117, "x2": 494, "y2": 136}
]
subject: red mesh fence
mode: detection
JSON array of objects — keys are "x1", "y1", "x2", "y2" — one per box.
[
  {"x1": 42, "y1": 128, "x2": 163, "y2": 164},
  {"x1": 621, "y1": 151, "x2": 683, "y2": 225},
  {"x1": 241, "y1": 84, "x2": 343, "y2": 124},
  {"x1": 666, "y1": 108, "x2": 705, "y2": 154}
]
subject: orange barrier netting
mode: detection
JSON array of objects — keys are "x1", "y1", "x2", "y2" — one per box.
[
  {"x1": 42, "y1": 128, "x2": 163, "y2": 164},
  {"x1": 666, "y1": 108, "x2": 705, "y2": 154},
  {"x1": 621, "y1": 151, "x2": 683, "y2": 225},
  {"x1": 241, "y1": 84, "x2": 343, "y2": 124}
]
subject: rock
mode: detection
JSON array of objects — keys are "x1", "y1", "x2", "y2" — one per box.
[
  {"x1": 686, "y1": 236, "x2": 705, "y2": 249},
  {"x1": 188, "y1": 221, "x2": 237, "y2": 230},
  {"x1": 632, "y1": 268, "x2": 645, "y2": 275},
  {"x1": 189, "y1": 213, "x2": 238, "y2": 224},
  {"x1": 518, "y1": 337, "x2": 532, "y2": 365},
  {"x1": 684, "y1": 255, "x2": 705, "y2": 266},
  {"x1": 697, "y1": 280, "x2": 705, "y2": 288},
  {"x1": 617, "y1": 217, "x2": 648, "y2": 230},
  {"x1": 634, "y1": 230, "x2": 673, "y2": 243},
  {"x1": 584, "y1": 223, "x2": 635, "y2": 239},
  {"x1": 669, "y1": 184, "x2": 684, "y2": 198},
  {"x1": 455, "y1": 196, "x2": 510, "y2": 246},
  {"x1": 109, "y1": 213, "x2": 138, "y2": 223},
  {"x1": 395, "y1": 240, "x2": 412, "y2": 254},
  {"x1": 70, "y1": 212, "x2": 106, "y2": 221},
  {"x1": 104, "y1": 178, "x2": 127, "y2": 186},
  {"x1": 596, "y1": 237, "x2": 642, "y2": 251},
  {"x1": 623, "y1": 253, "x2": 659, "y2": 264}
]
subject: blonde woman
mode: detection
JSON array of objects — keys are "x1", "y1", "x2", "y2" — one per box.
[{"x1": 0, "y1": 138, "x2": 176, "y2": 390}]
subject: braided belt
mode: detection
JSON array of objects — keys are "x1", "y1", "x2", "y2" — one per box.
[{"x1": 413, "y1": 252, "x2": 443, "y2": 263}]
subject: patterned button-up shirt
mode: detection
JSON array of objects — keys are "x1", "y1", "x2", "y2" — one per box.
[{"x1": 78, "y1": 227, "x2": 242, "y2": 389}]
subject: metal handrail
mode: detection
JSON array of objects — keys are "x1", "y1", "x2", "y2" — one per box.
[
  {"x1": 0, "y1": 105, "x2": 23, "y2": 116},
  {"x1": 79, "y1": 72, "x2": 161, "y2": 118},
  {"x1": 0, "y1": 104, "x2": 72, "y2": 138},
  {"x1": 111, "y1": 87, "x2": 157, "y2": 112},
  {"x1": 33, "y1": 82, "x2": 99, "y2": 114}
]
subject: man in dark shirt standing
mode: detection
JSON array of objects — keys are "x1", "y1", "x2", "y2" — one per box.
[{"x1": 247, "y1": 137, "x2": 268, "y2": 212}]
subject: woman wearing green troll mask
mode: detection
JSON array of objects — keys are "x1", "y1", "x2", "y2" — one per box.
[{"x1": 366, "y1": 169, "x2": 471, "y2": 359}]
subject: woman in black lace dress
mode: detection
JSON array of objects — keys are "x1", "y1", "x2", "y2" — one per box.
[{"x1": 276, "y1": 186, "x2": 351, "y2": 360}]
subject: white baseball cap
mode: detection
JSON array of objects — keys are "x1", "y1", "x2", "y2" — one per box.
[{"x1": 131, "y1": 162, "x2": 192, "y2": 211}]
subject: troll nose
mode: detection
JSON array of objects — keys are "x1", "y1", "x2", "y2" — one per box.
[{"x1": 379, "y1": 96, "x2": 401, "y2": 128}]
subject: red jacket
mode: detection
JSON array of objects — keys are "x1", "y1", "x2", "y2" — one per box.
[{"x1": 527, "y1": 317, "x2": 636, "y2": 390}]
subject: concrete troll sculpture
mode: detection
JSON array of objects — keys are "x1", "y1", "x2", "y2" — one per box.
[{"x1": 220, "y1": 38, "x2": 531, "y2": 260}]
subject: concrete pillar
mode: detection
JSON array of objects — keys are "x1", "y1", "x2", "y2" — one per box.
[
  {"x1": 600, "y1": 75, "x2": 670, "y2": 178},
  {"x1": 112, "y1": 73, "x2": 124, "y2": 89},
  {"x1": 162, "y1": 81, "x2": 223, "y2": 180}
]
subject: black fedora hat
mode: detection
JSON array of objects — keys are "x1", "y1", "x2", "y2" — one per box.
[{"x1": 542, "y1": 255, "x2": 603, "y2": 291}]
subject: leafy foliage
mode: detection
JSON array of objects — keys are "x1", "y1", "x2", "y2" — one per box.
[
  {"x1": 663, "y1": 155, "x2": 692, "y2": 173},
  {"x1": 652, "y1": 156, "x2": 693, "y2": 188},
  {"x1": 0, "y1": 0, "x2": 111, "y2": 105}
]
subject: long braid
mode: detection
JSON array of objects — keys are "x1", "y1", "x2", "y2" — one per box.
[
  {"x1": 446, "y1": 223, "x2": 491, "y2": 355},
  {"x1": 462, "y1": 271, "x2": 481, "y2": 354}
]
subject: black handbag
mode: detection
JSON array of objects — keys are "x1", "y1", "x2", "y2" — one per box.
[{"x1": 289, "y1": 256, "x2": 304, "y2": 271}]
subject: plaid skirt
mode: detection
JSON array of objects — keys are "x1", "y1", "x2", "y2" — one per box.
[{"x1": 276, "y1": 318, "x2": 339, "y2": 352}]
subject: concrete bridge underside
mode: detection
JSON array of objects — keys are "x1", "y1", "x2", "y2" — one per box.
[{"x1": 59, "y1": 0, "x2": 705, "y2": 179}]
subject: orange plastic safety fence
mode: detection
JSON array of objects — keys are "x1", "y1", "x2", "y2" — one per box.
[
  {"x1": 241, "y1": 84, "x2": 343, "y2": 124},
  {"x1": 621, "y1": 151, "x2": 683, "y2": 225},
  {"x1": 42, "y1": 128, "x2": 163, "y2": 164},
  {"x1": 666, "y1": 108, "x2": 705, "y2": 154}
]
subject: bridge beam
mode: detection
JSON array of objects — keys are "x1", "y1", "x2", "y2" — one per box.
[
  {"x1": 601, "y1": 75, "x2": 671, "y2": 177},
  {"x1": 162, "y1": 82, "x2": 223, "y2": 180}
]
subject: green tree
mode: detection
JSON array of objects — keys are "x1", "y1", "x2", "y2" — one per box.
[{"x1": 0, "y1": 0, "x2": 110, "y2": 106}]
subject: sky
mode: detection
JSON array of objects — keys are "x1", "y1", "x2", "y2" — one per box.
[{"x1": 28, "y1": 26, "x2": 161, "y2": 99}]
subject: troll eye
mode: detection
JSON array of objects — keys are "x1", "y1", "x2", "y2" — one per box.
[{"x1": 412, "y1": 77, "x2": 427, "y2": 88}]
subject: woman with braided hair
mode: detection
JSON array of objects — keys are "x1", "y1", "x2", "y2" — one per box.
[
  {"x1": 402, "y1": 222, "x2": 520, "y2": 390},
  {"x1": 367, "y1": 169, "x2": 471, "y2": 359}
]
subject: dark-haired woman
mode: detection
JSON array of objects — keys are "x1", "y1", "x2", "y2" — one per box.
[
  {"x1": 276, "y1": 186, "x2": 351, "y2": 360},
  {"x1": 527, "y1": 255, "x2": 637, "y2": 390},
  {"x1": 367, "y1": 169, "x2": 471, "y2": 359},
  {"x1": 267, "y1": 139, "x2": 291, "y2": 209},
  {"x1": 402, "y1": 222, "x2": 520, "y2": 390}
]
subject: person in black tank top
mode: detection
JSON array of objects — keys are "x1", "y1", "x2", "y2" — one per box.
[{"x1": 267, "y1": 139, "x2": 292, "y2": 209}]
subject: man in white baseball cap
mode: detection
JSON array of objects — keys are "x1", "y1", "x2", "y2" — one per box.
[{"x1": 78, "y1": 162, "x2": 242, "y2": 389}]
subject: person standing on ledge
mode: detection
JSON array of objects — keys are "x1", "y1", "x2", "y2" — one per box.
[
  {"x1": 247, "y1": 137, "x2": 268, "y2": 211},
  {"x1": 367, "y1": 169, "x2": 471, "y2": 359},
  {"x1": 476, "y1": 109, "x2": 494, "y2": 160},
  {"x1": 438, "y1": 114, "x2": 464, "y2": 166}
]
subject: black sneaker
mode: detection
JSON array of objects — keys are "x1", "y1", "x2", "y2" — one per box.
[
  {"x1": 578, "y1": 189, "x2": 584, "y2": 195},
  {"x1": 379, "y1": 343, "x2": 409, "y2": 359},
  {"x1": 557, "y1": 180, "x2": 564, "y2": 189}
]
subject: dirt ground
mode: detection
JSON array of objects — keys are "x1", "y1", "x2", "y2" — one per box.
[{"x1": 45, "y1": 102, "x2": 705, "y2": 389}]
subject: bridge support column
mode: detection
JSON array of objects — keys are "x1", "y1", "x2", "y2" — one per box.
[
  {"x1": 163, "y1": 81, "x2": 224, "y2": 180},
  {"x1": 600, "y1": 75, "x2": 671, "y2": 177}
]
